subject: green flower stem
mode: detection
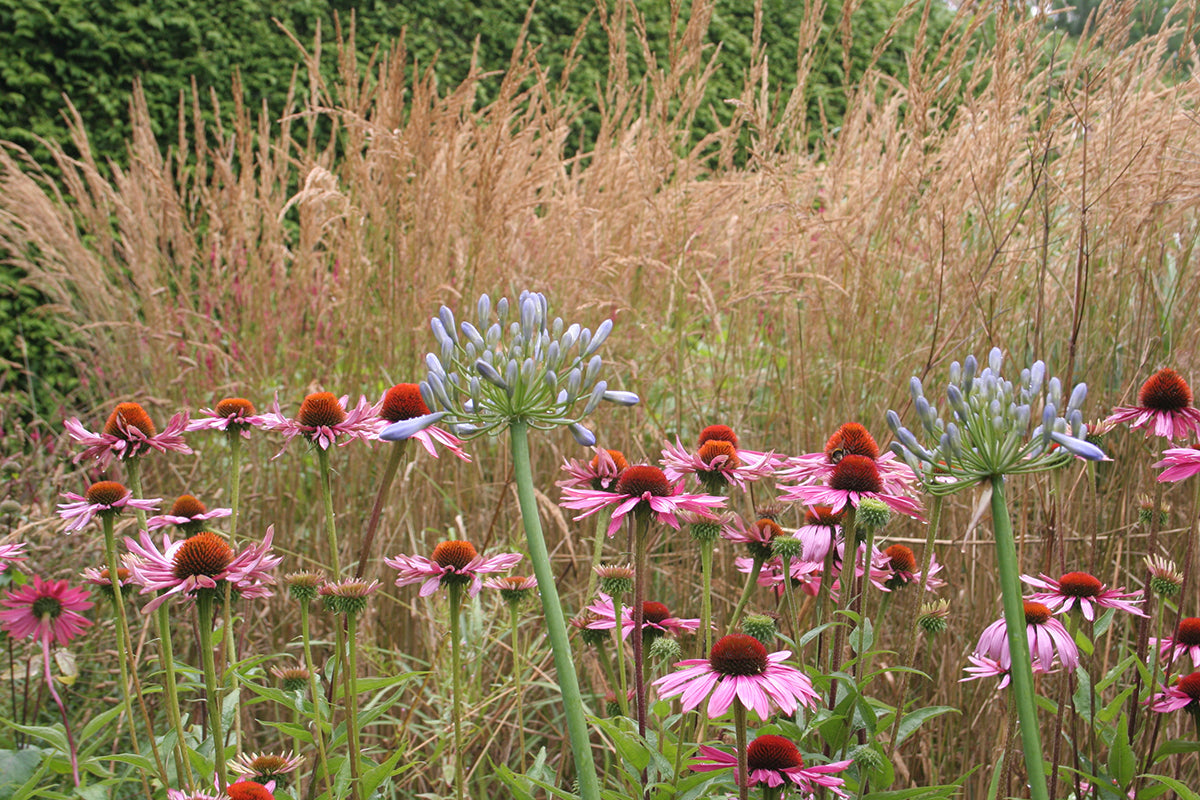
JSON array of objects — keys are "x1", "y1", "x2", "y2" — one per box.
[
  {"x1": 610, "y1": 593, "x2": 630, "y2": 718},
  {"x1": 155, "y1": 603, "x2": 194, "y2": 790},
  {"x1": 887, "y1": 494, "x2": 943, "y2": 758},
  {"x1": 356, "y1": 441, "x2": 407, "y2": 577},
  {"x1": 850, "y1": 524, "x2": 877, "y2": 681},
  {"x1": 828, "y1": 507, "x2": 858, "y2": 679},
  {"x1": 449, "y1": 583, "x2": 466, "y2": 800},
  {"x1": 227, "y1": 433, "x2": 243, "y2": 545},
  {"x1": 100, "y1": 515, "x2": 166, "y2": 787},
  {"x1": 699, "y1": 538, "x2": 715, "y2": 656},
  {"x1": 810, "y1": 536, "x2": 839, "y2": 667},
  {"x1": 299, "y1": 600, "x2": 333, "y2": 799},
  {"x1": 1130, "y1": 443, "x2": 1166, "y2": 738},
  {"x1": 733, "y1": 699, "x2": 749, "y2": 800},
  {"x1": 509, "y1": 606, "x2": 527, "y2": 771},
  {"x1": 990, "y1": 476, "x2": 1049, "y2": 800},
  {"x1": 196, "y1": 593, "x2": 227, "y2": 793},
  {"x1": 632, "y1": 513, "x2": 650, "y2": 738},
  {"x1": 779, "y1": 552, "x2": 800, "y2": 645},
  {"x1": 316, "y1": 447, "x2": 342, "y2": 577},
  {"x1": 726, "y1": 555, "x2": 767, "y2": 636},
  {"x1": 40, "y1": 630, "x2": 79, "y2": 786},
  {"x1": 583, "y1": 508, "x2": 614, "y2": 602},
  {"x1": 124, "y1": 458, "x2": 150, "y2": 531},
  {"x1": 508, "y1": 421, "x2": 600, "y2": 800},
  {"x1": 344, "y1": 612, "x2": 363, "y2": 800}
]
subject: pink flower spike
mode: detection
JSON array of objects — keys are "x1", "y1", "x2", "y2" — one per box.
[
  {"x1": 584, "y1": 594, "x2": 701, "y2": 640},
  {"x1": 1021, "y1": 571, "x2": 1144, "y2": 620},
  {"x1": 386, "y1": 540, "x2": 522, "y2": 598},
  {"x1": 1105, "y1": 368, "x2": 1200, "y2": 441},
  {"x1": 653, "y1": 633, "x2": 819, "y2": 721},
  {"x1": 0, "y1": 575, "x2": 93, "y2": 646},
  {"x1": 690, "y1": 736, "x2": 851, "y2": 796},
  {"x1": 57, "y1": 481, "x2": 161, "y2": 533},
  {"x1": 64, "y1": 402, "x2": 192, "y2": 468},
  {"x1": 1154, "y1": 447, "x2": 1200, "y2": 483},
  {"x1": 260, "y1": 392, "x2": 383, "y2": 457},
  {"x1": 559, "y1": 464, "x2": 726, "y2": 538}
]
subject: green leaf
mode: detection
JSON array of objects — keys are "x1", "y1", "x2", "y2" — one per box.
[
  {"x1": 1153, "y1": 738, "x2": 1200, "y2": 761},
  {"x1": 359, "y1": 747, "x2": 413, "y2": 798},
  {"x1": 1140, "y1": 774, "x2": 1200, "y2": 800},
  {"x1": 0, "y1": 720, "x2": 67, "y2": 752},
  {"x1": 79, "y1": 703, "x2": 125, "y2": 742},
  {"x1": 894, "y1": 706, "x2": 959, "y2": 748},
  {"x1": 851, "y1": 617, "x2": 874, "y2": 654},
  {"x1": 0, "y1": 748, "x2": 42, "y2": 800},
  {"x1": 1107, "y1": 714, "x2": 1134, "y2": 789}
]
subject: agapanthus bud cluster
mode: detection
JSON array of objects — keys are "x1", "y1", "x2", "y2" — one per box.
[
  {"x1": 888, "y1": 348, "x2": 1106, "y2": 493},
  {"x1": 417, "y1": 291, "x2": 638, "y2": 443}
]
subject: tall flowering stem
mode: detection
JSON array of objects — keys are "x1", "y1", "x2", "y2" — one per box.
[
  {"x1": 298, "y1": 592, "x2": 333, "y2": 798},
  {"x1": 356, "y1": 441, "x2": 406, "y2": 577},
  {"x1": 315, "y1": 448, "x2": 342, "y2": 576},
  {"x1": 828, "y1": 508, "x2": 858, "y2": 679},
  {"x1": 510, "y1": 421, "x2": 601, "y2": 800},
  {"x1": 989, "y1": 477, "x2": 1049, "y2": 800},
  {"x1": 449, "y1": 582, "x2": 467, "y2": 800},
  {"x1": 195, "y1": 591, "x2": 227, "y2": 792},
  {"x1": 39, "y1": 629, "x2": 80, "y2": 785},
  {"x1": 632, "y1": 513, "x2": 650, "y2": 737},
  {"x1": 732, "y1": 699, "x2": 750, "y2": 800},
  {"x1": 156, "y1": 602, "x2": 194, "y2": 790}
]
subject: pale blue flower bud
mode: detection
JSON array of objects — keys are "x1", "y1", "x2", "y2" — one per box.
[
  {"x1": 461, "y1": 321, "x2": 486, "y2": 350},
  {"x1": 988, "y1": 347, "x2": 1003, "y2": 374},
  {"x1": 431, "y1": 317, "x2": 452, "y2": 350},
  {"x1": 896, "y1": 425, "x2": 935, "y2": 461},
  {"x1": 578, "y1": 328, "x2": 593, "y2": 356},
  {"x1": 438, "y1": 307, "x2": 458, "y2": 343},
  {"x1": 453, "y1": 423, "x2": 481, "y2": 436},
  {"x1": 544, "y1": 369, "x2": 557, "y2": 390},
  {"x1": 584, "y1": 380, "x2": 607, "y2": 415},
  {"x1": 486, "y1": 323, "x2": 502, "y2": 347},
  {"x1": 562, "y1": 323, "x2": 579, "y2": 353},
  {"x1": 584, "y1": 355, "x2": 603, "y2": 387},
  {"x1": 1029, "y1": 361, "x2": 1045, "y2": 396},
  {"x1": 939, "y1": 432, "x2": 955, "y2": 466},
  {"x1": 569, "y1": 422, "x2": 596, "y2": 447},
  {"x1": 947, "y1": 384, "x2": 969, "y2": 418},
  {"x1": 552, "y1": 317, "x2": 563, "y2": 338},
  {"x1": 427, "y1": 372, "x2": 453, "y2": 410},
  {"x1": 585, "y1": 319, "x2": 613, "y2": 356},
  {"x1": 470, "y1": 376, "x2": 482, "y2": 410},
  {"x1": 496, "y1": 296, "x2": 509, "y2": 322},
  {"x1": 1067, "y1": 382, "x2": 1087, "y2": 412},
  {"x1": 426, "y1": 352, "x2": 446, "y2": 378},
  {"x1": 419, "y1": 381, "x2": 437, "y2": 412},
  {"x1": 603, "y1": 390, "x2": 640, "y2": 406},
  {"x1": 1049, "y1": 431, "x2": 1107, "y2": 461},
  {"x1": 566, "y1": 368, "x2": 582, "y2": 402},
  {"x1": 910, "y1": 376, "x2": 926, "y2": 402},
  {"x1": 949, "y1": 360, "x2": 961, "y2": 385},
  {"x1": 476, "y1": 360, "x2": 509, "y2": 391},
  {"x1": 547, "y1": 341, "x2": 561, "y2": 370},
  {"x1": 1041, "y1": 404, "x2": 1056, "y2": 447},
  {"x1": 886, "y1": 409, "x2": 904, "y2": 434},
  {"x1": 505, "y1": 359, "x2": 519, "y2": 391},
  {"x1": 963, "y1": 355, "x2": 977, "y2": 392},
  {"x1": 477, "y1": 294, "x2": 491, "y2": 328},
  {"x1": 1048, "y1": 377, "x2": 1062, "y2": 404},
  {"x1": 1015, "y1": 403, "x2": 1030, "y2": 428},
  {"x1": 1069, "y1": 409, "x2": 1084, "y2": 437},
  {"x1": 380, "y1": 411, "x2": 446, "y2": 441},
  {"x1": 520, "y1": 296, "x2": 537, "y2": 340},
  {"x1": 521, "y1": 358, "x2": 536, "y2": 386}
]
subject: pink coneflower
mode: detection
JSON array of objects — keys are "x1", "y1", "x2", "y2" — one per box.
[
  {"x1": 1151, "y1": 618, "x2": 1200, "y2": 667},
  {"x1": 778, "y1": 422, "x2": 917, "y2": 494},
  {"x1": 0, "y1": 541, "x2": 26, "y2": 570},
  {"x1": 1153, "y1": 446, "x2": 1200, "y2": 483},
  {"x1": 660, "y1": 425, "x2": 779, "y2": 491},
  {"x1": 57, "y1": 481, "x2": 161, "y2": 533},
  {"x1": 187, "y1": 398, "x2": 267, "y2": 438},
  {"x1": 959, "y1": 653, "x2": 1052, "y2": 689},
  {"x1": 975, "y1": 601, "x2": 1079, "y2": 672},
  {"x1": 721, "y1": 515, "x2": 784, "y2": 560},
  {"x1": 652, "y1": 633, "x2": 820, "y2": 720},
  {"x1": 0, "y1": 576, "x2": 93, "y2": 646},
  {"x1": 64, "y1": 402, "x2": 192, "y2": 468},
  {"x1": 881, "y1": 544, "x2": 945, "y2": 593},
  {"x1": 375, "y1": 383, "x2": 469, "y2": 461},
  {"x1": 690, "y1": 735, "x2": 852, "y2": 795},
  {"x1": 80, "y1": 565, "x2": 132, "y2": 593},
  {"x1": 146, "y1": 494, "x2": 232, "y2": 533},
  {"x1": 780, "y1": 455, "x2": 925, "y2": 521},
  {"x1": 124, "y1": 527, "x2": 280, "y2": 613},
  {"x1": 1105, "y1": 368, "x2": 1200, "y2": 440},
  {"x1": 228, "y1": 750, "x2": 304, "y2": 781},
  {"x1": 1148, "y1": 672, "x2": 1200, "y2": 714},
  {"x1": 794, "y1": 505, "x2": 842, "y2": 563},
  {"x1": 1021, "y1": 571, "x2": 1144, "y2": 620},
  {"x1": 559, "y1": 464, "x2": 726, "y2": 537},
  {"x1": 226, "y1": 782, "x2": 276, "y2": 800},
  {"x1": 736, "y1": 555, "x2": 824, "y2": 598},
  {"x1": 385, "y1": 540, "x2": 522, "y2": 598},
  {"x1": 483, "y1": 574, "x2": 538, "y2": 605},
  {"x1": 558, "y1": 448, "x2": 629, "y2": 491},
  {"x1": 584, "y1": 595, "x2": 701, "y2": 641},
  {"x1": 260, "y1": 392, "x2": 381, "y2": 455}
]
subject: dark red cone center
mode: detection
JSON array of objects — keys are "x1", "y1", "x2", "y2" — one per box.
[
  {"x1": 381, "y1": 384, "x2": 431, "y2": 422},
  {"x1": 104, "y1": 402, "x2": 156, "y2": 437},
  {"x1": 885, "y1": 544, "x2": 917, "y2": 573},
  {"x1": 615, "y1": 465, "x2": 672, "y2": 498},
  {"x1": 173, "y1": 532, "x2": 234, "y2": 579},
  {"x1": 698, "y1": 424, "x2": 738, "y2": 449},
  {"x1": 825, "y1": 422, "x2": 880, "y2": 462},
  {"x1": 297, "y1": 392, "x2": 347, "y2": 428},
  {"x1": 169, "y1": 494, "x2": 207, "y2": 518},
  {"x1": 1138, "y1": 368, "x2": 1193, "y2": 412},
  {"x1": 215, "y1": 397, "x2": 256, "y2": 418},
  {"x1": 85, "y1": 480, "x2": 127, "y2": 506},
  {"x1": 643, "y1": 601, "x2": 671, "y2": 626},
  {"x1": 432, "y1": 540, "x2": 478, "y2": 570},
  {"x1": 1057, "y1": 572, "x2": 1103, "y2": 598},
  {"x1": 1024, "y1": 601, "x2": 1053, "y2": 625},
  {"x1": 746, "y1": 734, "x2": 804, "y2": 771},
  {"x1": 829, "y1": 455, "x2": 883, "y2": 493},
  {"x1": 709, "y1": 633, "x2": 769, "y2": 676},
  {"x1": 1176, "y1": 617, "x2": 1200, "y2": 646}
]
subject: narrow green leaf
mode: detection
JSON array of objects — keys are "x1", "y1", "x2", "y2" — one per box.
[{"x1": 1107, "y1": 714, "x2": 1134, "y2": 789}]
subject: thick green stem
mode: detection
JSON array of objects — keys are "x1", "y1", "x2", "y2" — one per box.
[
  {"x1": 632, "y1": 514, "x2": 649, "y2": 738},
  {"x1": 828, "y1": 507, "x2": 858, "y2": 682},
  {"x1": 779, "y1": 553, "x2": 800, "y2": 645},
  {"x1": 851, "y1": 524, "x2": 877, "y2": 682},
  {"x1": 344, "y1": 613, "x2": 363, "y2": 800},
  {"x1": 227, "y1": 433, "x2": 243, "y2": 545},
  {"x1": 611, "y1": 593, "x2": 630, "y2": 717},
  {"x1": 197, "y1": 593, "x2": 227, "y2": 792},
  {"x1": 733, "y1": 700, "x2": 749, "y2": 800},
  {"x1": 124, "y1": 459, "x2": 149, "y2": 531},
  {"x1": 155, "y1": 603, "x2": 194, "y2": 790},
  {"x1": 316, "y1": 447, "x2": 341, "y2": 577},
  {"x1": 356, "y1": 441, "x2": 406, "y2": 577},
  {"x1": 449, "y1": 584, "x2": 468, "y2": 800},
  {"x1": 727, "y1": 555, "x2": 766, "y2": 635},
  {"x1": 990, "y1": 476, "x2": 1049, "y2": 800},
  {"x1": 508, "y1": 421, "x2": 600, "y2": 800},
  {"x1": 699, "y1": 539, "x2": 715, "y2": 656},
  {"x1": 510, "y1": 606, "x2": 527, "y2": 771},
  {"x1": 299, "y1": 601, "x2": 333, "y2": 799},
  {"x1": 584, "y1": 508, "x2": 614, "y2": 602},
  {"x1": 223, "y1": 435, "x2": 245, "y2": 756}
]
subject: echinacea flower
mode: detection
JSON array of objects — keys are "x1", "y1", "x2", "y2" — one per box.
[
  {"x1": 781, "y1": 455, "x2": 925, "y2": 521},
  {"x1": 584, "y1": 595, "x2": 701, "y2": 641},
  {"x1": 721, "y1": 515, "x2": 784, "y2": 560},
  {"x1": 64, "y1": 402, "x2": 192, "y2": 468},
  {"x1": 260, "y1": 392, "x2": 381, "y2": 455},
  {"x1": 960, "y1": 653, "x2": 1014, "y2": 689},
  {"x1": 1148, "y1": 672, "x2": 1200, "y2": 715},
  {"x1": 80, "y1": 565, "x2": 132, "y2": 595},
  {"x1": 229, "y1": 750, "x2": 304, "y2": 781},
  {"x1": 690, "y1": 735, "x2": 852, "y2": 795},
  {"x1": 270, "y1": 664, "x2": 310, "y2": 692},
  {"x1": 1153, "y1": 446, "x2": 1200, "y2": 483},
  {"x1": 975, "y1": 601, "x2": 1079, "y2": 672},
  {"x1": 1105, "y1": 368, "x2": 1200, "y2": 440},
  {"x1": 794, "y1": 505, "x2": 842, "y2": 563},
  {"x1": 777, "y1": 422, "x2": 916, "y2": 494},
  {"x1": 146, "y1": 494, "x2": 232, "y2": 533},
  {"x1": 0, "y1": 576, "x2": 93, "y2": 646},
  {"x1": 660, "y1": 424, "x2": 779, "y2": 492},
  {"x1": 560, "y1": 464, "x2": 726, "y2": 537},
  {"x1": 124, "y1": 527, "x2": 281, "y2": 613},
  {"x1": 385, "y1": 540, "x2": 522, "y2": 598},
  {"x1": 653, "y1": 633, "x2": 820, "y2": 720},
  {"x1": 168, "y1": 780, "x2": 277, "y2": 800},
  {"x1": 557, "y1": 448, "x2": 629, "y2": 491},
  {"x1": 188, "y1": 398, "x2": 267, "y2": 438},
  {"x1": 1151, "y1": 617, "x2": 1200, "y2": 667},
  {"x1": 319, "y1": 579, "x2": 380, "y2": 615},
  {"x1": 881, "y1": 544, "x2": 945, "y2": 592},
  {"x1": 0, "y1": 541, "x2": 26, "y2": 570},
  {"x1": 375, "y1": 383, "x2": 469, "y2": 461},
  {"x1": 736, "y1": 555, "x2": 824, "y2": 598},
  {"x1": 1021, "y1": 571, "x2": 1144, "y2": 620},
  {"x1": 57, "y1": 481, "x2": 161, "y2": 533},
  {"x1": 483, "y1": 574, "x2": 538, "y2": 605}
]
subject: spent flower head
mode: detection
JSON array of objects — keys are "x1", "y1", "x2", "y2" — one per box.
[
  {"x1": 888, "y1": 348, "x2": 1107, "y2": 493},
  {"x1": 64, "y1": 402, "x2": 192, "y2": 468},
  {"x1": 483, "y1": 574, "x2": 538, "y2": 606},
  {"x1": 147, "y1": 494, "x2": 232, "y2": 534},
  {"x1": 918, "y1": 598, "x2": 951, "y2": 634},
  {"x1": 57, "y1": 481, "x2": 161, "y2": 533},
  {"x1": 319, "y1": 579, "x2": 380, "y2": 615},
  {"x1": 1144, "y1": 555, "x2": 1182, "y2": 598},
  {"x1": 284, "y1": 571, "x2": 325, "y2": 603},
  {"x1": 385, "y1": 540, "x2": 522, "y2": 598},
  {"x1": 188, "y1": 398, "x2": 266, "y2": 438},
  {"x1": 415, "y1": 291, "x2": 639, "y2": 442}
]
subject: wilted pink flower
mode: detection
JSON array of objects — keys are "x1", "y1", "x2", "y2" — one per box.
[
  {"x1": 781, "y1": 455, "x2": 924, "y2": 521},
  {"x1": 778, "y1": 423, "x2": 916, "y2": 494},
  {"x1": 660, "y1": 432, "x2": 778, "y2": 492},
  {"x1": 64, "y1": 402, "x2": 191, "y2": 468},
  {"x1": 1148, "y1": 672, "x2": 1200, "y2": 714},
  {"x1": 57, "y1": 481, "x2": 161, "y2": 533},
  {"x1": 259, "y1": 392, "x2": 381, "y2": 456},
  {"x1": 385, "y1": 540, "x2": 522, "y2": 598},
  {"x1": 146, "y1": 494, "x2": 232, "y2": 532},
  {"x1": 1151, "y1": 617, "x2": 1200, "y2": 667},
  {"x1": 0, "y1": 541, "x2": 27, "y2": 570},
  {"x1": 187, "y1": 398, "x2": 267, "y2": 438},
  {"x1": 975, "y1": 601, "x2": 1079, "y2": 672},
  {"x1": 557, "y1": 448, "x2": 629, "y2": 491},
  {"x1": 1153, "y1": 446, "x2": 1200, "y2": 483},
  {"x1": 584, "y1": 595, "x2": 701, "y2": 640},
  {"x1": 0, "y1": 576, "x2": 93, "y2": 646}
]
